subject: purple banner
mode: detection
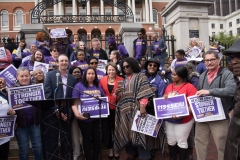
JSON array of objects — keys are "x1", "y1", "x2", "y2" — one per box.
[
  {"x1": 0, "y1": 64, "x2": 17, "y2": 87},
  {"x1": 50, "y1": 28, "x2": 67, "y2": 38},
  {"x1": 153, "y1": 94, "x2": 189, "y2": 119},
  {"x1": 78, "y1": 97, "x2": 109, "y2": 117},
  {"x1": 8, "y1": 84, "x2": 45, "y2": 110},
  {"x1": 188, "y1": 96, "x2": 219, "y2": 119},
  {"x1": 0, "y1": 115, "x2": 17, "y2": 139}
]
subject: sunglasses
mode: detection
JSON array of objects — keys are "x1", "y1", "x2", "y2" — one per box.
[
  {"x1": 123, "y1": 65, "x2": 130, "y2": 69},
  {"x1": 90, "y1": 62, "x2": 98, "y2": 65},
  {"x1": 52, "y1": 50, "x2": 58, "y2": 52},
  {"x1": 148, "y1": 64, "x2": 158, "y2": 67}
]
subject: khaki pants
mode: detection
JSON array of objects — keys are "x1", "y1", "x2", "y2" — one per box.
[{"x1": 195, "y1": 119, "x2": 229, "y2": 160}]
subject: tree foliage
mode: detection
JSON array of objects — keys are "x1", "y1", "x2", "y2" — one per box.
[{"x1": 212, "y1": 31, "x2": 240, "y2": 45}]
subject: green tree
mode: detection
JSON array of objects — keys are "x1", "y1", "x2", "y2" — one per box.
[{"x1": 212, "y1": 31, "x2": 240, "y2": 45}]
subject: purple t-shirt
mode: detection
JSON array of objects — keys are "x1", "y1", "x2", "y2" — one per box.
[
  {"x1": 133, "y1": 39, "x2": 148, "y2": 60},
  {"x1": 45, "y1": 56, "x2": 57, "y2": 69},
  {"x1": 97, "y1": 69, "x2": 105, "y2": 80},
  {"x1": 117, "y1": 44, "x2": 128, "y2": 57},
  {"x1": 154, "y1": 41, "x2": 161, "y2": 55},
  {"x1": 93, "y1": 50, "x2": 100, "y2": 59},
  {"x1": 174, "y1": 58, "x2": 188, "y2": 68},
  {"x1": 70, "y1": 43, "x2": 76, "y2": 49},
  {"x1": 20, "y1": 60, "x2": 33, "y2": 71},
  {"x1": 72, "y1": 82, "x2": 105, "y2": 122},
  {"x1": 73, "y1": 61, "x2": 88, "y2": 72}
]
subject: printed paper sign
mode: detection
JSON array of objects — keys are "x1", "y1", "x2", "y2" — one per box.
[
  {"x1": 153, "y1": 94, "x2": 189, "y2": 119},
  {"x1": 131, "y1": 111, "x2": 163, "y2": 137},
  {"x1": 50, "y1": 28, "x2": 67, "y2": 38},
  {"x1": 8, "y1": 84, "x2": 45, "y2": 110},
  {"x1": 0, "y1": 47, "x2": 7, "y2": 58},
  {"x1": 78, "y1": 97, "x2": 109, "y2": 118},
  {"x1": 187, "y1": 95, "x2": 226, "y2": 122},
  {"x1": 97, "y1": 59, "x2": 107, "y2": 73},
  {"x1": 188, "y1": 46, "x2": 201, "y2": 58},
  {"x1": 33, "y1": 61, "x2": 49, "y2": 74},
  {"x1": 0, "y1": 64, "x2": 17, "y2": 87},
  {"x1": 0, "y1": 115, "x2": 17, "y2": 139}
]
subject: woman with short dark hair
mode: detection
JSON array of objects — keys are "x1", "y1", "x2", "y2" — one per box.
[{"x1": 170, "y1": 49, "x2": 188, "y2": 71}]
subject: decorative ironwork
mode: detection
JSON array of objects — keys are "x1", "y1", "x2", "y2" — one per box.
[{"x1": 31, "y1": 0, "x2": 134, "y2": 23}]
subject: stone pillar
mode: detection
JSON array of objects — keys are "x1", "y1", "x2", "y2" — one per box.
[
  {"x1": 175, "y1": 18, "x2": 189, "y2": 49},
  {"x1": 35, "y1": 0, "x2": 38, "y2": 6},
  {"x1": 199, "y1": 18, "x2": 209, "y2": 48},
  {"x1": 87, "y1": 1, "x2": 90, "y2": 15},
  {"x1": 149, "y1": 0, "x2": 153, "y2": 22},
  {"x1": 114, "y1": 0, "x2": 118, "y2": 15},
  {"x1": 132, "y1": 0, "x2": 136, "y2": 22},
  {"x1": 58, "y1": 1, "x2": 64, "y2": 15},
  {"x1": 128, "y1": 0, "x2": 131, "y2": 9},
  {"x1": 145, "y1": 0, "x2": 149, "y2": 22},
  {"x1": 54, "y1": 3, "x2": 58, "y2": 15},
  {"x1": 101, "y1": 0, "x2": 104, "y2": 15},
  {"x1": 72, "y1": 0, "x2": 77, "y2": 15},
  {"x1": 119, "y1": 23, "x2": 142, "y2": 57}
]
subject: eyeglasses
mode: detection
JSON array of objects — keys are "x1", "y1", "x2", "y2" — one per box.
[
  {"x1": 90, "y1": 62, "x2": 98, "y2": 65},
  {"x1": 123, "y1": 65, "x2": 130, "y2": 69},
  {"x1": 204, "y1": 58, "x2": 217, "y2": 63},
  {"x1": 148, "y1": 64, "x2": 158, "y2": 68}
]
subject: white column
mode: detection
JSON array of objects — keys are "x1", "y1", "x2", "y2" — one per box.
[
  {"x1": 87, "y1": 1, "x2": 90, "y2": 15},
  {"x1": 132, "y1": 0, "x2": 136, "y2": 22},
  {"x1": 145, "y1": 0, "x2": 149, "y2": 22},
  {"x1": 72, "y1": 0, "x2": 77, "y2": 15},
  {"x1": 235, "y1": 0, "x2": 238, "y2": 11},
  {"x1": 54, "y1": 3, "x2": 58, "y2": 15},
  {"x1": 114, "y1": 0, "x2": 117, "y2": 15},
  {"x1": 128, "y1": 0, "x2": 131, "y2": 9},
  {"x1": 142, "y1": 0, "x2": 146, "y2": 22},
  {"x1": 101, "y1": 0, "x2": 104, "y2": 15},
  {"x1": 35, "y1": 0, "x2": 38, "y2": 6},
  {"x1": 214, "y1": 0, "x2": 217, "y2": 15},
  {"x1": 149, "y1": 0, "x2": 153, "y2": 22},
  {"x1": 58, "y1": 1, "x2": 64, "y2": 15}
]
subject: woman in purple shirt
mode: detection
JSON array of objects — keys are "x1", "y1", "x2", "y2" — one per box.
[
  {"x1": 19, "y1": 49, "x2": 45, "y2": 71},
  {"x1": 88, "y1": 56, "x2": 106, "y2": 81},
  {"x1": 44, "y1": 45, "x2": 59, "y2": 70},
  {"x1": 72, "y1": 67, "x2": 105, "y2": 160},
  {"x1": 72, "y1": 49, "x2": 88, "y2": 72}
]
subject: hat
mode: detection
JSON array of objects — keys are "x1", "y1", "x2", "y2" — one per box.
[
  {"x1": 144, "y1": 58, "x2": 160, "y2": 71},
  {"x1": 108, "y1": 37, "x2": 116, "y2": 45},
  {"x1": 223, "y1": 38, "x2": 240, "y2": 55}
]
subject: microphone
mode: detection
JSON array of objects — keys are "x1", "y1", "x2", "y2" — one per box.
[{"x1": 56, "y1": 73, "x2": 60, "y2": 87}]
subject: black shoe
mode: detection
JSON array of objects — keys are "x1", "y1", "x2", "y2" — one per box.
[
  {"x1": 168, "y1": 145, "x2": 178, "y2": 160},
  {"x1": 108, "y1": 155, "x2": 114, "y2": 160},
  {"x1": 114, "y1": 155, "x2": 120, "y2": 160},
  {"x1": 179, "y1": 148, "x2": 188, "y2": 160}
]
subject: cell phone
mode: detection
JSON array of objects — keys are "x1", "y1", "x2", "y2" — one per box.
[
  {"x1": 83, "y1": 113, "x2": 90, "y2": 119},
  {"x1": 118, "y1": 81, "x2": 123, "y2": 86}
]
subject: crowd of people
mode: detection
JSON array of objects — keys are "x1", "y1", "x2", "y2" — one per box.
[{"x1": 0, "y1": 30, "x2": 239, "y2": 160}]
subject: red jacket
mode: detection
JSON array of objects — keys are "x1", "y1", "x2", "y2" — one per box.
[
  {"x1": 0, "y1": 48, "x2": 12, "y2": 70},
  {"x1": 99, "y1": 75, "x2": 123, "y2": 110}
]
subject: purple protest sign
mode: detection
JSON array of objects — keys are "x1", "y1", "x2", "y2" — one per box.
[
  {"x1": 78, "y1": 97, "x2": 109, "y2": 118},
  {"x1": 50, "y1": 28, "x2": 67, "y2": 38},
  {"x1": 188, "y1": 96, "x2": 219, "y2": 120},
  {"x1": 0, "y1": 115, "x2": 17, "y2": 139},
  {"x1": 153, "y1": 94, "x2": 189, "y2": 119},
  {"x1": 8, "y1": 84, "x2": 45, "y2": 110},
  {"x1": 131, "y1": 111, "x2": 163, "y2": 137},
  {"x1": 0, "y1": 64, "x2": 17, "y2": 87}
]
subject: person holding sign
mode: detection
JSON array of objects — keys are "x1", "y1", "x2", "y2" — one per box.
[
  {"x1": 71, "y1": 49, "x2": 88, "y2": 72},
  {"x1": 19, "y1": 49, "x2": 45, "y2": 72},
  {"x1": 13, "y1": 67, "x2": 43, "y2": 160},
  {"x1": 163, "y1": 65, "x2": 197, "y2": 160},
  {"x1": 114, "y1": 58, "x2": 155, "y2": 160},
  {"x1": 88, "y1": 56, "x2": 105, "y2": 81},
  {"x1": 99, "y1": 62, "x2": 123, "y2": 159},
  {"x1": 0, "y1": 78, "x2": 16, "y2": 160},
  {"x1": 72, "y1": 67, "x2": 105, "y2": 160},
  {"x1": 195, "y1": 50, "x2": 236, "y2": 160}
]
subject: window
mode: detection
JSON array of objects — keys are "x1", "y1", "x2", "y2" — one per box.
[
  {"x1": 237, "y1": 18, "x2": 240, "y2": 24},
  {"x1": 118, "y1": 9, "x2": 124, "y2": 15},
  {"x1": 135, "y1": 0, "x2": 141, "y2": 5},
  {"x1": 211, "y1": 23, "x2": 215, "y2": 29},
  {"x1": 237, "y1": 28, "x2": 240, "y2": 35},
  {"x1": 65, "y1": 0, "x2": 72, "y2": 5},
  {"x1": 47, "y1": 10, "x2": 54, "y2": 16},
  {"x1": 65, "y1": 8, "x2": 72, "y2": 15},
  {"x1": 229, "y1": 22, "x2": 232, "y2": 27},
  {"x1": 212, "y1": 32, "x2": 215, "y2": 36},
  {"x1": 16, "y1": 10, "x2": 23, "y2": 26},
  {"x1": 1, "y1": 10, "x2": 8, "y2": 26},
  {"x1": 229, "y1": 30, "x2": 232, "y2": 36},
  {"x1": 105, "y1": 8, "x2": 112, "y2": 15},
  {"x1": 79, "y1": 8, "x2": 86, "y2": 15},
  {"x1": 220, "y1": 24, "x2": 223, "y2": 29},
  {"x1": 92, "y1": 8, "x2": 99, "y2": 15},
  {"x1": 135, "y1": 9, "x2": 142, "y2": 22},
  {"x1": 153, "y1": 9, "x2": 158, "y2": 24}
]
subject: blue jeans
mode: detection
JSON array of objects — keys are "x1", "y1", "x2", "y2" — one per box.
[{"x1": 16, "y1": 125, "x2": 43, "y2": 160}]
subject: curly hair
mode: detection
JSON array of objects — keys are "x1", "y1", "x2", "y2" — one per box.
[
  {"x1": 120, "y1": 57, "x2": 141, "y2": 75},
  {"x1": 36, "y1": 32, "x2": 45, "y2": 41}
]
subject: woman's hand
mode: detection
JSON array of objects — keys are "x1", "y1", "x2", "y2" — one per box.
[
  {"x1": 7, "y1": 108, "x2": 16, "y2": 115},
  {"x1": 115, "y1": 86, "x2": 123, "y2": 95},
  {"x1": 76, "y1": 113, "x2": 88, "y2": 121},
  {"x1": 0, "y1": 78, "x2": 6, "y2": 90},
  {"x1": 140, "y1": 104, "x2": 147, "y2": 117},
  {"x1": 163, "y1": 94, "x2": 168, "y2": 100},
  {"x1": 172, "y1": 115, "x2": 184, "y2": 119}
]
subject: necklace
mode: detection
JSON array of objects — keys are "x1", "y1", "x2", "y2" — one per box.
[{"x1": 108, "y1": 77, "x2": 115, "y2": 83}]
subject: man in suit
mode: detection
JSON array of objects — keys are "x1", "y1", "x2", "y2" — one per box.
[
  {"x1": 150, "y1": 34, "x2": 167, "y2": 67},
  {"x1": 44, "y1": 54, "x2": 77, "y2": 160}
]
